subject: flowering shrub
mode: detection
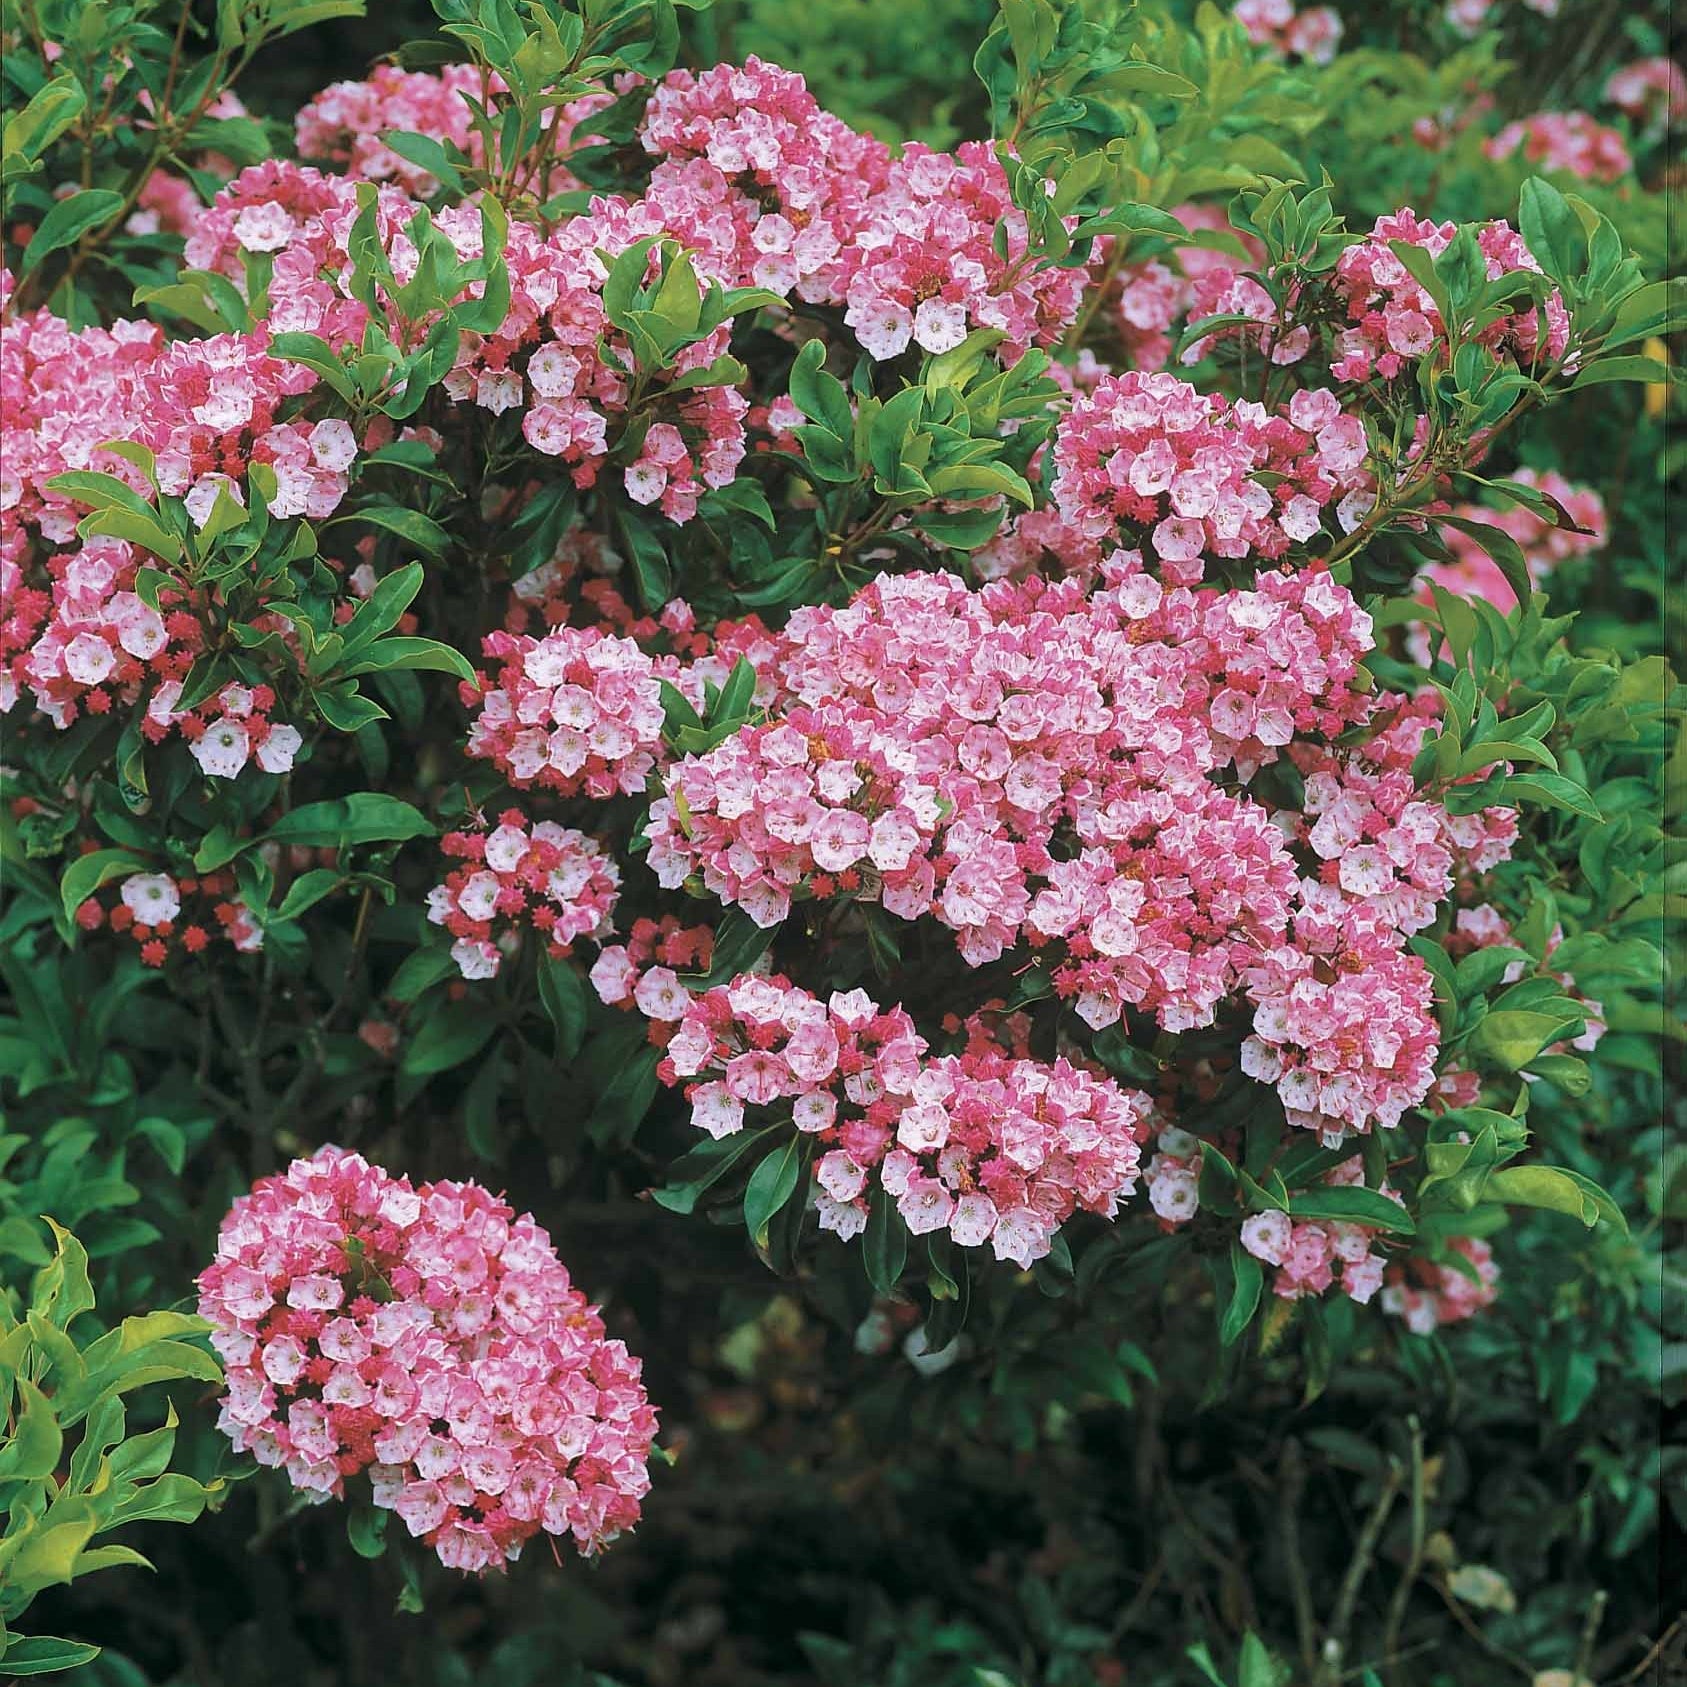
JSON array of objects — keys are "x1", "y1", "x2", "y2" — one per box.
[{"x1": 0, "y1": 0, "x2": 1677, "y2": 1683}]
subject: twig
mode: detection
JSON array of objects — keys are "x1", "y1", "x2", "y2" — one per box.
[
  {"x1": 1317, "y1": 1459, "x2": 1404, "y2": 1687},
  {"x1": 1279, "y1": 1437, "x2": 1320, "y2": 1676},
  {"x1": 1380, "y1": 1416, "x2": 1427, "y2": 1670},
  {"x1": 1574, "y1": 1588, "x2": 1606, "y2": 1684},
  {"x1": 1606, "y1": 1614, "x2": 1681, "y2": 1684},
  {"x1": 1426, "y1": 1577, "x2": 1537, "y2": 1681},
  {"x1": 1109, "y1": 1547, "x2": 1168, "y2": 1641}
]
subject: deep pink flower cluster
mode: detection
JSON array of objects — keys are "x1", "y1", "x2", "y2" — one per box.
[
  {"x1": 1233, "y1": 0, "x2": 1344, "y2": 64},
  {"x1": 1381, "y1": 1235, "x2": 1499, "y2": 1333},
  {"x1": 1420, "y1": 467, "x2": 1606, "y2": 613},
  {"x1": 588, "y1": 914, "x2": 715, "y2": 1009},
  {"x1": 73, "y1": 864, "x2": 263, "y2": 966},
  {"x1": 1048, "y1": 373, "x2": 1370, "y2": 580},
  {"x1": 427, "y1": 816, "x2": 621, "y2": 981},
  {"x1": 463, "y1": 624, "x2": 667, "y2": 796},
  {"x1": 645, "y1": 973, "x2": 1150, "y2": 1266},
  {"x1": 1328, "y1": 210, "x2": 1570, "y2": 384},
  {"x1": 1485, "y1": 112, "x2": 1632, "y2": 182},
  {"x1": 198, "y1": 1146, "x2": 658, "y2": 1573}
]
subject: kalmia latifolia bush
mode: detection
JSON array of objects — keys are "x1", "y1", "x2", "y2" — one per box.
[{"x1": 0, "y1": 0, "x2": 1678, "y2": 1682}]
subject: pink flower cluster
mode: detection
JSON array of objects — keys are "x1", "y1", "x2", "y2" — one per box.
[
  {"x1": 1421, "y1": 468, "x2": 1606, "y2": 613},
  {"x1": 644, "y1": 973, "x2": 1151, "y2": 1267},
  {"x1": 1381, "y1": 1235, "x2": 1499, "y2": 1333},
  {"x1": 639, "y1": 61, "x2": 1085, "y2": 359},
  {"x1": 295, "y1": 63, "x2": 617, "y2": 198},
  {"x1": 834, "y1": 141, "x2": 1089, "y2": 359},
  {"x1": 638, "y1": 54, "x2": 890, "y2": 306},
  {"x1": 296, "y1": 65, "x2": 491, "y2": 192},
  {"x1": 440, "y1": 197, "x2": 750, "y2": 523},
  {"x1": 1048, "y1": 373, "x2": 1370, "y2": 580},
  {"x1": 1092, "y1": 204, "x2": 1266, "y2": 374},
  {"x1": 427, "y1": 816, "x2": 621, "y2": 981},
  {"x1": 1446, "y1": 903, "x2": 1605, "y2": 1054},
  {"x1": 198, "y1": 1146, "x2": 657, "y2": 1573},
  {"x1": 0, "y1": 274, "x2": 351, "y2": 744},
  {"x1": 1233, "y1": 0, "x2": 1344, "y2": 63},
  {"x1": 647, "y1": 564, "x2": 1468, "y2": 1139},
  {"x1": 1328, "y1": 210, "x2": 1570, "y2": 384},
  {"x1": 589, "y1": 914, "x2": 716, "y2": 1009},
  {"x1": 1606, "y1": 57, "x2": 1687, "y2": 133},
  {"x1": 463, "y1": 624, "x2": 667, "y2": 796},
  {"x1": 1239, "y1": 1163, "x2": 1396, "y2": 1305},
  {"x1": 1445, "y1": 0, "x2": 1557, "y2": 38},
  {"x1": 1242, "y1": 936, "x2": 1439, "y2": 1144},
  {"x1": 1485, "y1": 112, "x2": 1632, "y2": 183}
]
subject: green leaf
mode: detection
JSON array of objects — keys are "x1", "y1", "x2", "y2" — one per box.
[
  {"x1": 341, "y1": 636, "x2": 475, "y2": 681},
  {"x1": 0, "y1": 1378, "x2": 62, "y2": 1481},
  {"x1": 1237, "y1": 1631, "x2": 1286, "y2": 1687},
  {"x1": 347, "y1": 1503, "x2": 389, "y2": 1559},
  {"x1": 1484, "y1": 1165, "x2": 1624, "y2": 1230},
  {"x1": 273, "y1": 869, "x2": 345, "y2": 923},
  {"x1": 788, "y1": 339, "x2": 853, "y2": 438},
  {"x1": 20, "y1": 189, "x2": 123, "y2": 275},
  {"x1": 264, "y1": 796, "x2": 433, "y2": 849},
  {"x1": 1220, "y1": 1244, "x2": 1262, "y2": 1346},
  {"x1": 536, "y1": 953, "x2": 587, "y2": 1063},
  {"x1": 1517, "y1": 177, "x2": 1585, "y2": 287},
  {"x1": 695, "y1": 908, "x2": 778, "y2": 987},
  {"x1": 400, "y1": 1001, "x2": 499, "y2": 1077},
  {"x1": 381, "y1": 130, "x2": 466, "y2": 194},
  {"x1": 742, "y1": 1137, "x2": 802, "y2": 1249},
  {"x1": 329, "y1": 502, "x2": 452, "y2": 558},
  {"x1": 1569, "y1": 356, "x2": 1673, "y2": 390},
  {"x1": 651, "y1": 1127, "x2": 779, "y2": 1215},
  {"x1": 588, "y1": 1048, "x2": 661, "y2": 1149},
  {"x1": 864, "y1": 1186, "x2": 907, "y2": 1294},
  {"x1": 1525, "y1": 1053, "x2": 1591, "y2": 1095},
  {"x1": 1473, "y1": 1009, "x2": 1580, "y2": 1071},
  {"x1": 615, "y1": 506, "x2": 672, "y2": 611},
  {"x1": 59, "y1": 849, "x2": 148, "y2": 924},
  {"x1": 2, "y1": 1636, "x2": 103, "y2": 1675},
  {"x1": 1288, "y1": 1186, "x2": 1414, "y2": 1234},
  {"x1": 388, "y1": 946, "x2": 458, "y2": 1003}
]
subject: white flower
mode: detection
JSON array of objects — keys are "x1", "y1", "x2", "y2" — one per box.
[
  {"x1": 256, "y1": 724, "x2": 302, "y2": 774},
  {"x1": 62, "y1": 632, "x2": 116, "y2": 685},
  {"x1": 191, "y1": 718, "x2": 251, "y2": 778},
  {"x1": 451, "y1": 938, "x2": 501, "y2": 980},
  {"x1": 121, "y1": 873, "x2": 181, "y2": 925},
  {"x1": 308, "y1": 419, "x2": 358, "y2": 472}
]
